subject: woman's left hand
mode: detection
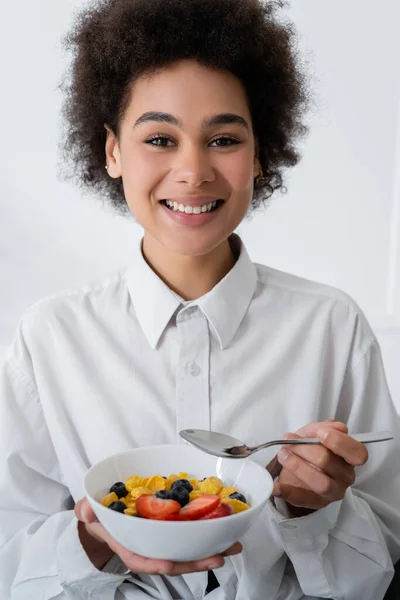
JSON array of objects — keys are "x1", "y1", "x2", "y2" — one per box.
[{"x1": 272, "y1": 420, "x2": 369, "y2": 517}]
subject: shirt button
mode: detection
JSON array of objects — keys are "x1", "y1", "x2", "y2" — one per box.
[{"x1": 187, "y1": 362, "x2": 201, "y2": 377}]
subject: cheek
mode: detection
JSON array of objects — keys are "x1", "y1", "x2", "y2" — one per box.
[
  {"x1": 221, "y1": 151, "x2": 255, "y2": 191},
  {"x1": 121, "y1": 149, "x2": 161, "y2": 192}
]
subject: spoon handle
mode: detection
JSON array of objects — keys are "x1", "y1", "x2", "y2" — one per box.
[{"x1": 252, "y1": 430, "x2": 394, "y2": 453}]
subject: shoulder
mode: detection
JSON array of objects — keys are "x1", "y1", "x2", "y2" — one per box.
[
  {"x1": 255, "y1": 263, "x2": 359, "y2": 311},
  {"x1": 254, "y1": 262, "x2": 377, "y2": 358},
  {"x1": 19, "y1": 267, "x2": 129, "y2": 339}
]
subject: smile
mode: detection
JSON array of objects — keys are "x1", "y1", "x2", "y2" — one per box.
[{"x1": 160, "y1": 200, "x2": 224, "y2": 214}]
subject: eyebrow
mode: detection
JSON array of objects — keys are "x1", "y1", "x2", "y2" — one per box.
[{"x1": 133, "y1": 111, "x2": 249, "y2": 131}]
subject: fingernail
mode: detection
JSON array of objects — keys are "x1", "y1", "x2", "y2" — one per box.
[
  {"x1": 278, "y1": 448, "x2": 289, "y2": 462},
  {"x1": 82, "y1": 503, "x2": 96, "y2": 523},
  {"x1": 81, "y1": 505, "x2": 90, "y2": 523},
  {"x1": 317, "y1": 428, "x2": 328, "y2": 440},
  {"x1": 223, "y1": 548, "x2": 237, "y2": 556},
  {"x1": 273, "y1": 483, "x2": 282, "y2": 497}
]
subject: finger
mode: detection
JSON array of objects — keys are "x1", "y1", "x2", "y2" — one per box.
[
  {"x1": 282, "y1": 433, "x2": 356, "y2": 487},
  {"x1": 221, "y1": 542, "x2": 243, "y2": 557},
  {"x1": 276, "y1": 469, "x2": 311, "y2": 490},
  {"x1": 118, "y1": 549, "x2": 226, "y2": 576},
  {"x1": 273, "y1": 482, "x2": 330, "y2": 510},
  {"x1": 277, "y1": 447, "x2": 345, "y2": 501},
  {"x1": 295, "y1": 420, "x2": 348, "y2": 438},
  {"x1": 317, "y1": 428, "x2": 368, "y2": 466},
  {"x1": 75, "y1": 498, "x2": 99, "y2": 524}
]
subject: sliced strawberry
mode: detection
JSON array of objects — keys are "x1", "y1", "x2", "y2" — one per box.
[
  {"x1": 136, "y1": 494, "x2": 181, "y2": 520},
  {"x1": 198, "y1": 502, "x2": 233, "y2": 520},
  {"x1": 179, "y1": 494, "x2": 220, "y2": 520},
  {"x1": 157, "y1": 513, "x2": 185, "y2": 521}
]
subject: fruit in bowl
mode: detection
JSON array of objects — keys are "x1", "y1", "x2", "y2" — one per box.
[
  {"x1": 84, "y1": 444, "x2": 273, "y2": 561},
  {"x1": 100, "y1": 471, "x2": 251, "y2": 521}
]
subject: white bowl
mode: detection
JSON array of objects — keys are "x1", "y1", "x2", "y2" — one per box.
[{"x1": 84, "y1": 444, "x2": 273, "y2": 561}]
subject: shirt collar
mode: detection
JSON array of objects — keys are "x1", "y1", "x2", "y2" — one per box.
[{"x1": 126, "y1": 234, "x2": 258, "y2": 350}]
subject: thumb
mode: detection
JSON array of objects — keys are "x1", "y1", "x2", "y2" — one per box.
[{"x1": 75, "y1": 498, "x2": 99, "y2": 524}]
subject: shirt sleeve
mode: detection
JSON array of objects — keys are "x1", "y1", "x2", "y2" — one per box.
[
  {"x1": 269, "y1": 339, "x2": 400, "y2": 600},
  {"x1": 0, "y1": 325, "x2": 132, "y2": 600}
]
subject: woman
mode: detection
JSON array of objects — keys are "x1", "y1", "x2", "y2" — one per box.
[{"x1": 0, "y1": 0, "x2": 399, "y2": 598}]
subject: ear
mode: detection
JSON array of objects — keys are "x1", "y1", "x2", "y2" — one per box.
[
  {"x1": 104, "y1": 124, "x2": 122, "y2": 178},
  {"x1": 253, "y1": 137, "x2": 261, "y2": 179}
]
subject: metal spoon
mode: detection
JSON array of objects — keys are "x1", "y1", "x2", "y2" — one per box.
[{"x1": 179, "y1": 428, "x2": 394, "y2": 459}]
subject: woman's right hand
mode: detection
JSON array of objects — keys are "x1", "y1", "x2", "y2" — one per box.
[{"x1": 75, "y1": 498, "x2": 242, "y2": 576}]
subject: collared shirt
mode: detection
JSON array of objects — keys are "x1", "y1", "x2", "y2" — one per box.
[{"x1": 0, "y1": 234, "x2": 399, "y2": 600}]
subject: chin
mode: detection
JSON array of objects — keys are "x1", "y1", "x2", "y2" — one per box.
[{"x1": 161, "y1": 232, "x2": 231, "y2": 258}]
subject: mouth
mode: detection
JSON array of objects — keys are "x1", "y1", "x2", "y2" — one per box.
[{"x1": 160, "y1": 199, "x2": 224, "y2": 214}]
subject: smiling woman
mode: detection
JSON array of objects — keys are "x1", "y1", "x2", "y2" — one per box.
[
  {"x1": 59, "y1": 0, "x2": 309, "y2": 291},
  {"x1": 1, "y1": 1, "x2": 399, "y2": 600}
]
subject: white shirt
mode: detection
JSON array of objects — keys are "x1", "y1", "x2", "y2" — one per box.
[{"x1": 0, "y1": 234, "x2": 399, "y2": 600}]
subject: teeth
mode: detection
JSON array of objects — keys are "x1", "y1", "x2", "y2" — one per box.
[{"x1": 164, "y1": 200, "x2": 220, "y2": 214}]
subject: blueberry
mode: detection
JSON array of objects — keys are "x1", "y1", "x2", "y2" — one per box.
[
  {"x1": 229, "y1": 492, "x2": 247, "y2": 504},
  {"x1": 109, "y1": 482, "x2": 128, "y2": 498},
  {"x1": 171, "y1": 479, "x2": 193, "y2": 493},
  {"x1": 155, "y1": 490, "x2": 173, "y2": 500},
  {"x1": 171, "y1": 486, "x2": 190, "y2": 507},
  {"x1": 108, "y1": 501, "x2": 126, "y2": 513}
]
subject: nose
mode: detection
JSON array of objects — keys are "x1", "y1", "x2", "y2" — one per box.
[{"x1": 172, "y1": 145, "x2": 216, "y2": 187}]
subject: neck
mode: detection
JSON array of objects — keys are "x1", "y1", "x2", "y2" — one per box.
[{"x1": 142, "y1": 235, "x2": 238, "y2": 301}]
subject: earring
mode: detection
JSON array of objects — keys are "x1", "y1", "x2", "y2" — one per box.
[
  {"x1": 105, "y1": 165, "x2": 108, "y2": 171},
  {"x1": 255, "y1": 163, "x2": 264, "y2": 183}
]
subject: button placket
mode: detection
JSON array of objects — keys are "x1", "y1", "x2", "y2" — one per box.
[{"x1": 176, "y1": 310, "x2": 210, "y2": 440}]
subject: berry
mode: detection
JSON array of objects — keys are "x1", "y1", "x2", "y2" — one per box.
[
  {"x1": 155, "y1": 490, "x2": 173, "y2": 500},
  {"x1": 136, "y1": 494, "x2": 181, "y2": 520},
  {"x1": 198, "y1": 502, "x2": 233, "y2": 520},
  {"x1": 229, "y1": 492, "x2": 247, "y2": 504},
  {"x1": 109, "y1": 482, "x2": 129, "y2": 498},
  {"x1": 108, "y1": 501, "x2": 127, "y2": 513},
  {"x1": 170, "y1": 486, "x2": 190, "y2": 507},
  {"x1": 171, "y1": 479, "x2": 193, "y2": 493},
  {"x1": 179, "y1": 495, "x2": 220, "y2": 520}
]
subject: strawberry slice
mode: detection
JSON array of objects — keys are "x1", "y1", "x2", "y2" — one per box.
[
  {"x1": 136, "y1": 494, "x2": 181, "y2": 520},
  {"x1": 179, "y1": 494, "x2": 220, "y2": 520},
  {"x1": 157, "y1": 513, "x2": 185, "y2": 521},
  {"x1": 198, "y1": 502, "x2": 233, "y2": 520}
]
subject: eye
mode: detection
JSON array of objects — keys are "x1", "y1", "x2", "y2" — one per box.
[
  {"x1": 144, "y1": 134, "x2": 242, "y2": 148},
  {"x1": 145, "y1": 134, "x2": 174, "y2": 147},
  {"x1": 209, "y1": 136, "x2": 241, "y2": 147}
]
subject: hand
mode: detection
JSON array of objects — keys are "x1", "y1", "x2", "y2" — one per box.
[
  {"x1": 272, "y1": 420, "x2": 368, "y2": 517},
  {"x1": 75, "y1": 498, "x2": 242, "y2": 575}
]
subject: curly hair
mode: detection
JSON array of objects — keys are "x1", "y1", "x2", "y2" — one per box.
[{"x1": 59, "y1": 0, "x2": 310, "y2": 214}]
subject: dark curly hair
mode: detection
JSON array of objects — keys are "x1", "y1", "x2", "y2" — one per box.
[{"x1": 59, "y1": 0, "x2": 310, "y2": 214}]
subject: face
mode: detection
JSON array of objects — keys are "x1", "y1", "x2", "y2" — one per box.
[{"x1": 105, "y1": 59, "x2": 261, "y2": 258}]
